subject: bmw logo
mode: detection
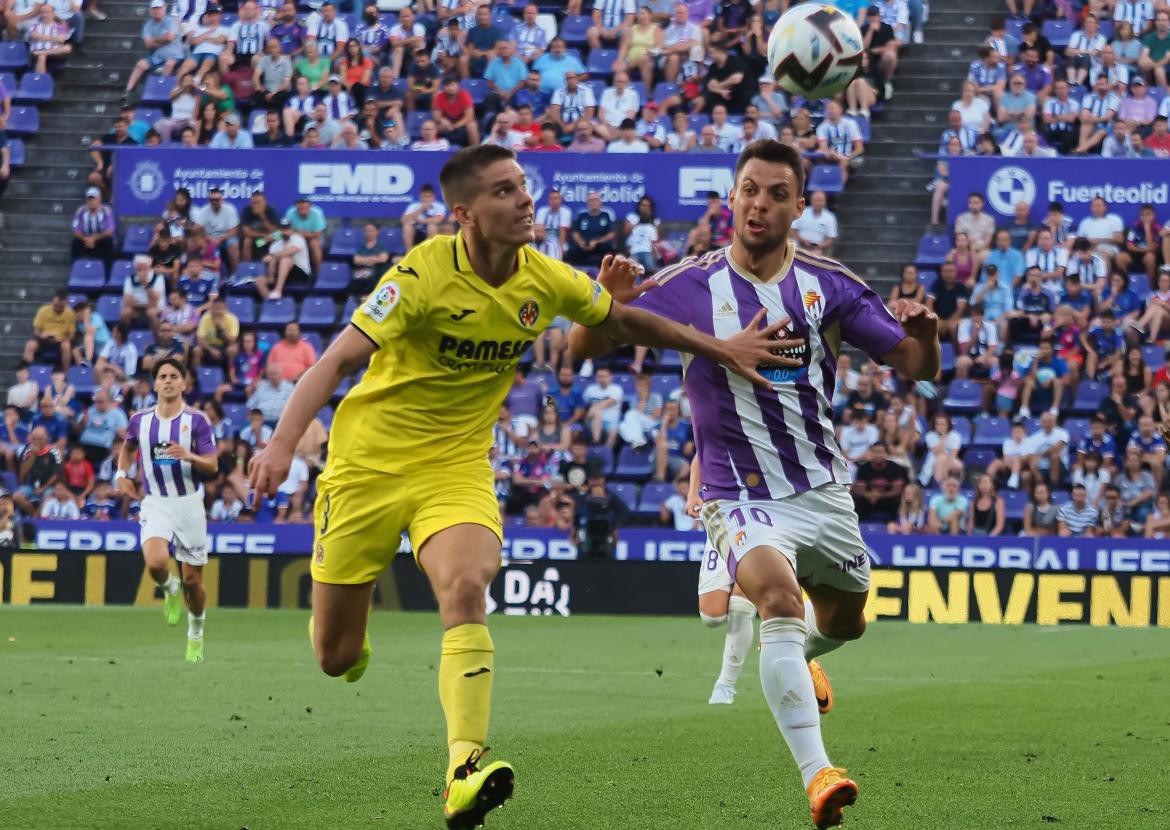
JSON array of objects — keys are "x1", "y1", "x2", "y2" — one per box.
[{"x1": 986, "y1": 166, "x2": 1036, "y2": 216}]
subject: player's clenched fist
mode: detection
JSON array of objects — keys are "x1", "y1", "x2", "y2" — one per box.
[
  {"x1": 248, "y1": 443, "x2": 293, "y2": 501},
  {"x1": 597, "y1": 254, "x2": 652, "y2": 304},
  {"x1": 891, "y1": 299, "x2": 939, "y2": 340}
]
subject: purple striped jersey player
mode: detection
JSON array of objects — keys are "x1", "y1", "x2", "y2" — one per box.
[
  {"x1": 570, "y1": 140, "x2": 939, "y2": 829},
  {"x1": 116, "y1": 357, "x2": 219, "y2": 663}
]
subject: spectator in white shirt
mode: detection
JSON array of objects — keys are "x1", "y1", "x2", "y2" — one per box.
[
  {"x1": 40, "y1": 482, "x2": 80, "y2": 520},
  {"x1": 401, "y1": 183, "x2": 448, "y2": 251},
  {"x1": 919, "y1": 413, "x2": 965, "y2": 486},
  {"x1": 708, "y1": 103, "x2": 742, "y2": 150},
  {"x1": 258, "y1": 219, "x2": 309, "y2": 300},
  {"x1": 96, "y1": 322, "x2": 139, "y2": 385},
  {"x1": 120, "y1": 256, "x2": 167, "y2": 328},
  {"x1": 1075, "y1": 196, "x2": 1125, "y2": 259},
  {"x1": 988, "y1": 420, "x2": 1031, "y2": 489},
  {"x1": 659, "y1": 2, "x2": 701, "y2": 83},
  {"x1": 1025, "y1": 410, "x2": 1069, "y2": 488},
  {"x1": 606, "y1": 118, "x2": 649, "y2": 152},
  {"x1": 791, "y1": 190, "x2": 838, "y2": 255},
  {"x1": 411, "y1": 119, "x2": 452, "y2": 151},
  {"x1": 839, "y1": 406, "x2": 880, "y2": 476},
  {"x1": 584, "y1": 366, "x2": 624, "y2": 447},
  {"x1": 661, "y1": 475, "x2": 700, "y2": 531},
  {"x1": 482, "y1": 110, "x2": 526, "y2": 150},
  {"x1": 598, "y1": 70, "x2": 640, "y2": 139},
  {"x1": 816, "y1": 99, "x2": 865, "y2": 184}
]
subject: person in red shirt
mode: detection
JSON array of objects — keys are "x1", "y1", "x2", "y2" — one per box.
[
  {"x1": 432, "y1": 74, "x2": 479, "y2": 146},
  {"x1": 510, "y1": 103, "x2": 541, "y2": 147},
  {"x1": 1144, "y1": 115, "x2": 1170, "y2": 158},
  {"x1": 266, "y1": 322, "x2": 318, "y2": 381},
  {"x1": 63, "y1": 445, "x2": 95, "y2": 500},
  {"x1": 530, "y1": 122, "x2": 564, "y2": 151}
]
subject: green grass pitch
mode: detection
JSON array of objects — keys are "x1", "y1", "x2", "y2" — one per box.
[{"x1": 2, "y1": 608, "x2": 1169, "y2": 829}]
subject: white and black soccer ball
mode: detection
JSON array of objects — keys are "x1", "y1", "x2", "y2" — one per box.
[{"x1": 766, "y1": 3, "x2": 865, "y2": 101}]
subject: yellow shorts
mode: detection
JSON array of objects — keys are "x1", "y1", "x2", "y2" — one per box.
[{"x1": 311, "y1": 454, "x2": 503, "y2": 585}]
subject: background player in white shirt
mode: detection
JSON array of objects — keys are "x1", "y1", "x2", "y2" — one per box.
[{"x1": 116, "y1": 358, "x2": 217, "y2": 663}]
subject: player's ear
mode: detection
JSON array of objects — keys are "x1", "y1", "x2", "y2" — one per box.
[{"x1": 450, "y1": 203, "x2": 474, "y2": 229}]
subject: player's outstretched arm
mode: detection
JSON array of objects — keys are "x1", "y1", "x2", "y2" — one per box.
[
  {"x1": 249, "y1": 326, "x2": 376, "y2": 497},
  {"x1": 883, "y1": 299, "x2": 942, "y2": 381}
]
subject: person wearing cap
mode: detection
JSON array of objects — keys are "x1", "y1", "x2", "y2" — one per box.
[
  {"x1": 282, "y1": 197, "x2": 326, "y2": 275},
  {"x1": 124, "y1": 0, "x2": 184, "y2": 97},
  {"x1": 1119, "y1": 75, "x2": 1157, "y2": 129},
  {"x1": 432, "y1": 73, "x2": 479, "y2": 146},
  {"x1": 633, "y1": 100, "x2": 665, "y2": 149},
  {"x1": 258, "y1": 219, "x2": 311, "y2": 301},
  {"x1": 605, "y1": 117, "x2": 649, "y2": 152},
  {"x1": 432, "y1": 16, "x2": 468, "y2": 79},
  {"x1": 209, "y1": 110, "x2": 255, "y2": 148},
  {"x1": 180, "y1": 4, "x2": 230, "y2": 83},
  {"x1": 597, "y1": 69, "x2": 639, "y2": 140},
  {"x1": 322, "y1": 72, "x2": 356, "y2": 121},
  {"x1": 71, "y1": 186, "x2": 117, "y2": 271}
]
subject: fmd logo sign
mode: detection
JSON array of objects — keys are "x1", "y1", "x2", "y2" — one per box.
[
  {"x1": 986, "y1": 165, "x2": 1036, "y2": 216},
  {"x1": 297, "y1": 163, "x2": 415, "y2": 204},
  {"x1": 678, "y1": 166, "x2": 734, "y2": 203}
]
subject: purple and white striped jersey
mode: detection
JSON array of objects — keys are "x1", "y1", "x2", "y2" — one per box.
[
  {"x1": 125, "y1": 407, "x2": 216, "y2": 497},
  {"x1": 632, "y1": 242, "x2": 906, "y2": 500}
]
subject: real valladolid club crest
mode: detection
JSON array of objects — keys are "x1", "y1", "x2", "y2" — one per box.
[
  {"x1": 522, "y1": 165, "x2": 546, "y2": 203},
  {"x1": 129, "y1": 160, "x2": 166, "y2": 202},
  {"x1": 803, "y1": 289, "x2": 825, "y2": 321},
  {"x1": 518, "y1": 299, "x2": 540, "y2": 328}
]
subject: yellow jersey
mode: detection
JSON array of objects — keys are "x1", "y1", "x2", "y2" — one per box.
[{"x1": 333, "y1": 233, "x2": 614, "y2": 473}]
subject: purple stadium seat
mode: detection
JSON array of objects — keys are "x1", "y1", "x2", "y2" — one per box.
[
  {"x1": 6, "y1": 106, "x2": 39, "y2": 136},
  {"x1": 317, "y1": 404, "x2": 335, "y2": 429},
  {"x1": 27, "y1": 363, "x2": 53, "y2": 390},
  {"x1": 461, "y1": 78, "x2": 488, "y2": 104},
  {"x1": 256, "y1": 331, "x2": 280, "y2": 352},
  {"x1": 129, "y1": 330, "x2": 154, "y2": 353},
  {"x1": 915, "y1": 232, "x2": 951, "y2": 266},
  {"x1": 1022, "y1": 416, "x2": 1040, "y2": 434},
  {"x1": 1141, "y1": 344, "x2": 1165, "y2": 370},
  {"x1": 586, "y1": 48, "x2": 618, "y2": 79},
  {"x1": 95, "y1": 295, "x2": 122, "y2": 323},
  {"x1": 0, "y1": 42, "x2": 28, "y2": 71},
  {"x1": 586, "y1": 445, "x2": 614, "y2": 473},
  {"x1": 1070, "y1": 381, "x2": 1106, "y2": 415},
  {"x1": 298, "y1": 296, "x2": 336, "y2": 328},
  {"x1": 942, "y1": 379, "x2": 982, "y2": 415},
  {"x1": 225, "y1": 295, "x2": 256, "y2": 324},
  {"x1": 652, "y1": 82, "x2": 680, "y2": 105},
  {"x1": 107, "y1": 260, "x2": 134, "y2": 291},
  {"x1": 853, "y1": 115, "x2": 871, "y2": 143},
  {"x1": 585, "y1": 79, "x2": 607, "y2": 103},
  {"x1": 223, "y1": 403, "x2": 248, "y2": 428},
  {"x1": 631, "y1": 80, "x2": 647, "y2": 103},
  {"x1": 66, "y1": 365, "x2": 95, "y2": 397},
  {"x1": 940, "y1": 341, "x2": 955, "y2": 373},
  {"x1": 1041, "y1": 19, "x2": 1073, "y2": 48},
  {"x1": 1005, "y1": 18, "x2": 1025, "y2": 42},
  {"x1": 313, "y1": 262, "x2": 351, "y2": 293},
  {"x1": 8, "y1": 138, "x2": 25, "y2": 166},
  {"x1": 121, "y1": 224, "x2": 153, "y2": 255},
  {"x1": 917, "y1": 269, "x2": 938, "y2": 286},
  {"x1": 406, "y1": 110, "x2": 429, "y2": 138},
  {"x1": 15, "y1": 72, "x2": 52, "y2": 105},
  {"x1": 1129, "y1": 272, "x2": 1150, "y2": 299},
  {"x1": 341, "y1": 297, "x2": 358, "y2": 321},
  {"x1": 560, "y1": 14, "x2": 591, "y2": 44},
  {"x1": 302, "y1": 331, "x2": 323, "y2": 355},
  {"x1": 971, "y1": 416, "x2": 1011, "y2": 450},
  {"x1": 0, "y1": 72, "x2": 14, "y2": 93},
  {"x1": 649, "y1": 374, "x2": 677, "y2": 399},
  {"x1": 379, "y1": 226, "x2": 405, "y2": 254},
  {"x1": 135, "y1": 107, "x2": 164, "y2": 127},
  {"x1": 197, "y1": 367, "x2": 225, "y2": 396},
  {"x1": 637, "y1": 481, "x2": 675, "y2": 514},
  {"x1": 67, "y1": 259, "x2": 106, "y2": 290},
  {"x1": 607, "y1": 482, "x2": 639, "y2": 511},
  {"x1": 808, "y1": 165, "x2": 845, "y2": 194},
  {"x1": 141, "y1": 75, "x2": 177, "y2": 105},
  {"x1": 612, "y1": 374, "x2": 637, "y2": 400},
  {"x1": 1002, "y1": 490, "x2": 1029, "y2": 522},
  {"x1": 659, "y1": 350, "x2": 682, "y2": 371},
  {"x1": 950, "y1": 415, "x2": 972, "y2": 445},
  {"x1": 613, "y1": 446, "x2": 654, "y2": 480},
  {"x1": 233, "y1": 262, "x2": 266, "y2": 282},
  {"x1": 258, "y1": 297, "x2": 296, "y2": 325},
  {"x1": 686, "y1": 113, "x2": 710, "y2": 133},
  {"x1": 963, "y1": 449, "x2": 997, "y2": 473},
  {"x1": 327, "y1": 227, "x2": 360, "y2": 259},
  {"x1": 1063, "y1": 417, "x2": 1089, "y2": 447},
  {"x1": 1099, "y1": 20, "x2": 1113, "y2": 40},
  {"x1": 331, "y1": 374, "x2": 354, "y2": 402}
]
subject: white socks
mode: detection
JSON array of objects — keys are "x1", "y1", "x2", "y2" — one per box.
[
  {"x1": 803, "y1": 601, "x2": 846, "y2": 661},
  {"x1": 187, "y1": 612, "x2": 205, "y2": 640},
  {"x1": 759, "y1": 617, "x2": 831, "y2": 789},
  {"x1": 716, "y1": 595, "x2": 756, "y2": 689},
  {"x1": 157, "y1": 574, "x2": 180, "y2": 596}
]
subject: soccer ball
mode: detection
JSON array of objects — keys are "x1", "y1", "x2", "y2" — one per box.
[{"x1": 767, "y1": 3, "x2": 864, "y2": 101}]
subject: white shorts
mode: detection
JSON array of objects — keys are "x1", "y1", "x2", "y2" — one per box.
[
  {"x1": 701, "y1": 484, "x2": 870, "y2": 593},
  {"x1": 139, "y1": 491, "x2": 210, "y2": 566},
  {"x1": 697, "y1": 543, "x2": 733, "y2": 595}
]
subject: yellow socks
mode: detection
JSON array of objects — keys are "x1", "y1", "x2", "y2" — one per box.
[{"x1": 439, "y1": 623, "x2": 495, "y2": 783}]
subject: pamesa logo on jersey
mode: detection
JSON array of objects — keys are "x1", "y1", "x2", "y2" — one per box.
[
  {"x1": 986, "y1": 166, "x2": 1036, "y2": 216},
  {"x1": 129, "y1": 160, "x2": 166, "y2": 203}
]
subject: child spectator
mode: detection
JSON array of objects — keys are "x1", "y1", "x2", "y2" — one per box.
[
  {"x1": 39, "y1": 482, "x2": 80, "y2": 520},
  {"x1": 62, "y1": 445, "x2": 94, "y2": 500}
]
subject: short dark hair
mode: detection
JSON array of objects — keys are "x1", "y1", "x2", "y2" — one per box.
[
  {"x1": 733, "y1": 140, "x2": 805, "y2": 195},
  {"x1": 54, "y1": 289, "x2": 69, "y2": 301},
  {"x1": 151, "y1": 357, "x2": 188, "y2": 380},
  {"x1": 439, "y1": 144, "x2": 517, "y2": 207}
]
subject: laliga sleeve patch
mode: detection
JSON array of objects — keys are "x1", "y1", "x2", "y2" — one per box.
[{"x1": 363, "y1": 280, "x2": 400, "y2": 323}]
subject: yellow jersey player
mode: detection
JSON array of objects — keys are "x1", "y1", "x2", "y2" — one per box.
[{"x1": 249, "y1": 144, "x2": 802, "y2": 829}]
